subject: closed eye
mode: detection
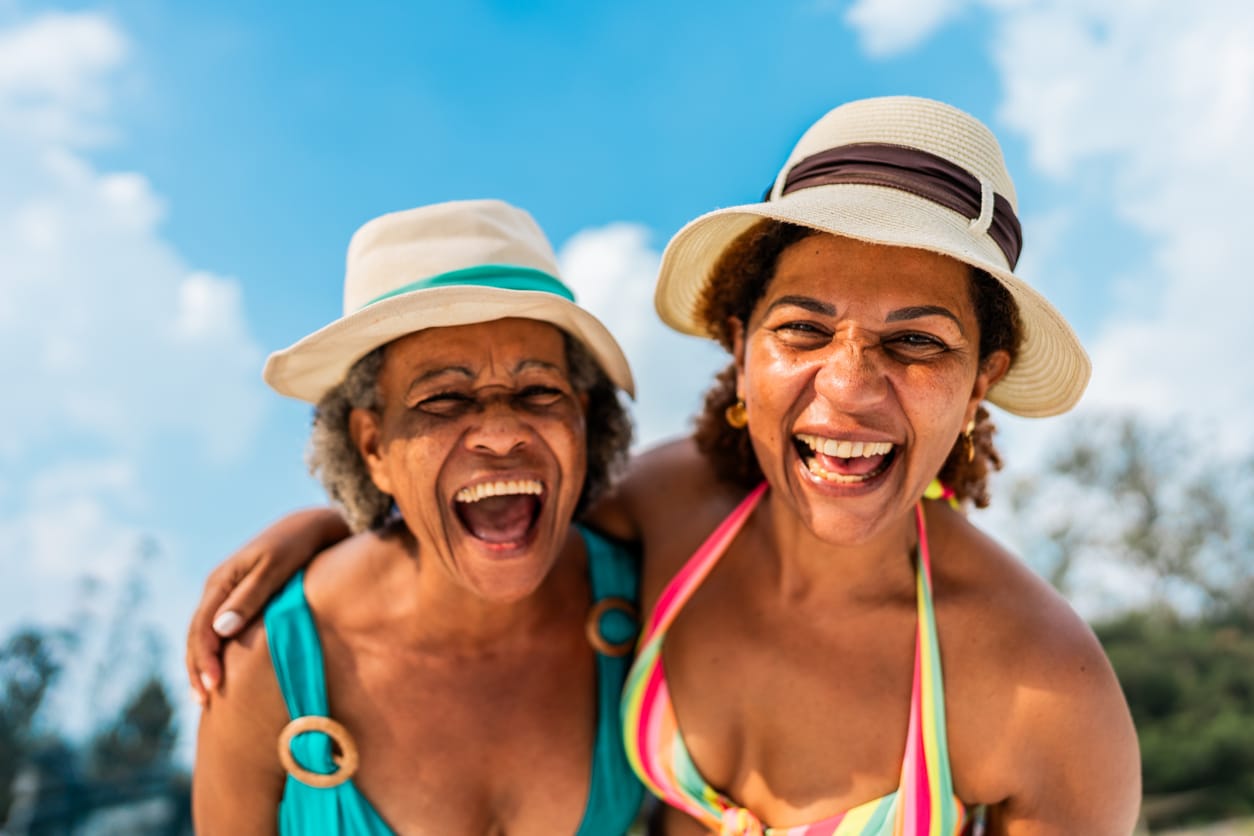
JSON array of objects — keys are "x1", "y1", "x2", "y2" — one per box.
[
  {"x1": 515, "y1": 386, "x2": 565, "y2": 407},
  {"x1": 773, "y1": 320, "x2": 832, "y2": 344},
  {"x1": 885, "y1": 332, "x2": 949, "y2": 358},
  {"x1": 416, "y1": 391, "x2": 475, "y2": 415}
]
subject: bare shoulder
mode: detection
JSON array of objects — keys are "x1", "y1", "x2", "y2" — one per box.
[
  {"x1": 618, "y1": 436, "x2": 747, "y2": 606},
  {"x1": 301, "y1": 529, "x2": 414, "y2": 629},
  {"x1": 193, "y1": 618, "x2": 288, "y2": 833},
  {"x1": 928, "y1": 505, "x2": 1141, "y2": 833},
  {"x1": 572, "y1": 441, "x2": 714, "y2": 542}
]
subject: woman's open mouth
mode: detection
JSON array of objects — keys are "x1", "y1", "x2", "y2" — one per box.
[
  {"x1": 452, "y1": 479, "x2": 544, "y2": 550},
  {"x1": 793, "y1": 433, "x2": 896, "y2": 485}
]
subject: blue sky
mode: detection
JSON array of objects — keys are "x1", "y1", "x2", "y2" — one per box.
[{"x1": 2, "y1": 0, "x2": 1251, "y2": 758}]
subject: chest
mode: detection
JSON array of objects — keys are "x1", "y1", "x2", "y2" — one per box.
[
  {"x1": 666, "y1": 585, "x2": 921, "y2": 811},
  {"x1": 318, "y1": 632, "x2": 598, "y2": 835}
]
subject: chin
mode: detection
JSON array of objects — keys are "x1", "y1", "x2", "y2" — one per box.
[{"x1": 457, "y1": 526, "x2": 564, "y2": 603}]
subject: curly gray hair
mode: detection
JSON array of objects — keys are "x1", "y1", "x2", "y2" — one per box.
[{"x1": 307, "y1": 333, "x2": 633, "y2": 532}]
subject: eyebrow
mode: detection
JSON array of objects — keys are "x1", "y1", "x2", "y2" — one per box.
[
  {"x1": 765, "y1": 295, "x2": 836, "y2": 316},
  {"x1": 766, "y1": 297, "x2": 966, "y2": 334},
  {"x1": 885, "y1": 305, "x2": 965, "y2": 334},
  {"x1": 406, "y1": 358, "x2": 565, "y2": 390}
]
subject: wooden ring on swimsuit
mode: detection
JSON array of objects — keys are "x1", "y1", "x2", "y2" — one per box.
[
  {"x1": 586, "y1": 596, "x2": 639, "y2": 657},
  {"x1": 277, "y1": 715, "x2": 360, "y2": 789}
]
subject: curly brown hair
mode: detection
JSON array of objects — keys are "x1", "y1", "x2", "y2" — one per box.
[
  {"x1": 308, "y1": 332, "x2": 633, "y2": 532},
  {"x1": 692, "y1": 219, "x2": 1023, "y2": 508}
]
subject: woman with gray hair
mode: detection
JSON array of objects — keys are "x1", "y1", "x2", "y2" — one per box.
[{"x1": 192, "y1": 199, "x2": 643, "y2": 834}]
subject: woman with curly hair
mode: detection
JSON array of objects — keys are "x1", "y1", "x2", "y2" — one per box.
[{"x1": 191, "y1": 99, "x2": 1139, "y2": 834}]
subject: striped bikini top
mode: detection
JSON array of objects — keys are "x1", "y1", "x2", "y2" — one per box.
[{"x1": 621, "y1": 483, "x2": 983, "y2": 836}]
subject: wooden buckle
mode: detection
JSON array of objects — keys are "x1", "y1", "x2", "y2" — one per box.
[
  {"x1": 585, "y1": 596, "x2": 639, "y2": 657},
  {"x1": 277, "y1": 715, "x2": 360, "y2": 789}
]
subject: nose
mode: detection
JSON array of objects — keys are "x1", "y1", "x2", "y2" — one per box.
[
  {"x1": 813, "y1": 336, "x2": 889, "y2": 410},
  {"x1": 464, "y1": 397, "x2": 531, "y2": 457}
]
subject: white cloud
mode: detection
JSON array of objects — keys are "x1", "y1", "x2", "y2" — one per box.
[
  {"x1": 0, "y1": 10, "x2": 127, "y2": 145},
  {"x1": 558, "y1": 223, "x2": 728, "y2": 447},
  {"x1": 0, "y1": 15, "x2": 267, "y2": 462},
  {"x1": 0, "y1": 11, "x2": 264, "y2": 746},
  {"x1": 842, "y1": 0, "x2": 969, "y2": 57},
  {"x1": 988, "y1": 0, "x2": 1254, "y2": 452}
]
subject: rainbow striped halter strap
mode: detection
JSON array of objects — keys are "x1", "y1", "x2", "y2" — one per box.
[{"x1": 620, "y1": 483, "x2": 980, "y2": 836}]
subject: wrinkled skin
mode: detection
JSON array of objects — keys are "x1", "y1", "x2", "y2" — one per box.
[{"x1": 193, "y1": 319, "x2": 610, "y2": 835}]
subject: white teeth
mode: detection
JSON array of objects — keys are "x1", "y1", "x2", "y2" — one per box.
[
  {"x1": 805, "y1": 457, "x2": 873, "y2": 483},
  {"x1": 795, "y1": 434, "x2": 893, "y2": 459},
  {"x1": 454, "y1": 479, "x2": 544, "y2": 504}
]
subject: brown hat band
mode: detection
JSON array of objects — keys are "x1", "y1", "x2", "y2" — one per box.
[{"x1": 778, "y1": 142, "x2": 1023, "y2": 269}]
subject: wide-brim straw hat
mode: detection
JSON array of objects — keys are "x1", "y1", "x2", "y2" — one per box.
[
  {"x1": 655, "y1": 96, "x2": 1088, "y2": 418},
  {"x1": 264, "y1": 199, "x2": 635, "y2": 402}
]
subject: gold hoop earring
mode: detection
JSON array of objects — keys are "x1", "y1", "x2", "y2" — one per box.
[
  {"x1": 724, "y1": 399, "x2": 748, "y2": 429},
  {"x1": 963, "y1": 420, "x2": 976, "y2": 463}
]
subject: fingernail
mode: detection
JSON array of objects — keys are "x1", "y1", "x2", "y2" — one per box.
[
  {"x1": 213, "y1": 610, "x2": 243, "y2": 637},
  {"x1": 200, "y1": 672, "x2": 216, "y2": 694},
  {"x1": 191, "y1": 687, "x2": 206, "y2": 706}
]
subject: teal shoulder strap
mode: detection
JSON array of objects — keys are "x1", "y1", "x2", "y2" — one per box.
[
  {"x1": 574, "y1": 526, "x2": 645, "y2": 836},
  {"x1": 266, "y1": 572, "x2": 337, "y2": 771},
  {"x1": 265, "y1": 572, "x2": 395, "y2": 835}
]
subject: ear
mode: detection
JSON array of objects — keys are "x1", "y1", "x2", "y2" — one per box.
[
  {"x1": 349, "y1": 407, "x2": 394, "y2": 495},
  {"x1": 965, "y1": 349, "x2": 1012, "y2": 424},
  {"x1": 728, "y1": 317, "x2": 748, "y2": 400}
]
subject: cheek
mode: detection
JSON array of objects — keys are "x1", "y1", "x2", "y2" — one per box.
[
  {"x1": 895, "y1": 366, "x2": 975, "y2": 433},
  {"x1": 550, "y1": 419, "x2": 588, "y2": 480},
  {"x1": 376, "y1": 433, "x2": 452, "y2": 509},
  {"x1": 744, "y1": 343, "x2": 813, "y2": 422}
]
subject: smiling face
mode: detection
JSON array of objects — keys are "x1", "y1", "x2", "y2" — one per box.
[
  {"x1": 731, "y1": 233, "x2": 1009, "y2": 545},
  {"x1": 350, "y1": 318, "x2": 588, "y2": 602}
]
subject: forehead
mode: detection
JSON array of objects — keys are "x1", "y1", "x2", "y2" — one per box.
[
  {"x1": 382, "y1": 318, "x2": 569, "y2": 377},
  {"x1": 763, "y1": 233, "x2": 974, "y2": 313}
]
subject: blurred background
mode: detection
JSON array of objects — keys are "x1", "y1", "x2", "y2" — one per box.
[{"x1": 0, "y1": 0, "x2": 1251, "y2": 833}]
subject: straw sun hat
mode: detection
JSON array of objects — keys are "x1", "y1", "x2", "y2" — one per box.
[
  {"x1": 264, "y1": 199, "x2": 635, "y2": 403},
  {"x1": 654, "y1": 96, "x2": 1089, "y2": 418}
]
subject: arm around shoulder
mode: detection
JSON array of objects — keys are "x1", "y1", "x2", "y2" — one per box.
[
  {"x1": 187, "y1": 506, "x2": 350, "y2": 701},
  {"x1": 193, "y1": 620, "x2": 290, "y2": 835}
]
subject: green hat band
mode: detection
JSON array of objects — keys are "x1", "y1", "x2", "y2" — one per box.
[{"x1": 361, "y1": 264, "x2": 576, "y2": 310}]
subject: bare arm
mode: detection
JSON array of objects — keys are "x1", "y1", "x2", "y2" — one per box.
[
  {"x1": 192, "y1": 622, "x2": 289, "y2": 834},
  {"x1": 991, "y1": 619, "x2": 1141, "y2": 835},
  {"x1": 187, "y1": 507, "x2": 350, "y2": 702}
]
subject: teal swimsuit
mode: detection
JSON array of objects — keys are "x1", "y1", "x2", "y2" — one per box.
[{"x1": 265, "y1": 526, "x2": 644, "y2": 835}]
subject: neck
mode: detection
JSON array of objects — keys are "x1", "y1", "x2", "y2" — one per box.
[
  {"x1": 350, "y1": 526, "x2": 588, "y2": 654},
  {"x1": 757, "y1": 490, "x2": 920, "y2": 603}
]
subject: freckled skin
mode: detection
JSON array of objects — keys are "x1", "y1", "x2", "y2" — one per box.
[
  {"x1": 730, "y1": 234, "x2": 1002, "y2": 551},
  {"x1": 608, "y1": 237, "x2": 1139, "y2": 835}
]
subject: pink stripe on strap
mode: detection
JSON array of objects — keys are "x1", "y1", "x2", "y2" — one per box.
[{"x1": 643, "y1": 483, "x2": 767, "y2": 638}]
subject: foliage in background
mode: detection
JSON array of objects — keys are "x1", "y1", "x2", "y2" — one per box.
[
  {"x1": 1011, "y1": 414, "x2": 1254, "y2": 828},
  {"x1": 0, "y1": 544, "x2": 188, "y2": 833}
]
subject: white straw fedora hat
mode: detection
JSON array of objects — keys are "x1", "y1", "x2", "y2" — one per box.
[
  {"x1": 264, "y1": 199, "x2": 635, "y2": 402},
  {"x1": 654, "y1": 96, "x2": 1088, "y2": 418}
]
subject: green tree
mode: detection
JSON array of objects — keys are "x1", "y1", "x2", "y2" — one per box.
[
  {"x1": 1009, "y1": 414, "x2": 1254, "y2": 827},
  {"x1": 87, "y1": 674, "x2": 178, "y2": 781},
  {"x1": 0, "y1": 628, "x2": 66, "y2": 823}
]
